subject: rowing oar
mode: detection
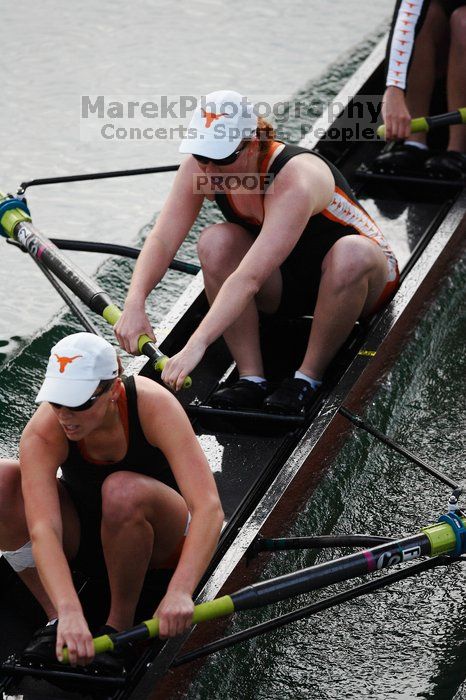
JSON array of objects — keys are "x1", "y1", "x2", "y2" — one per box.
[
  {"x1": 0, "y1": 193, "x2": 191, "y2": 388},
  {"x1": 18, "y1": 163, "x2": 180, "y2": 194},
  {"x1": 377, "y1": 107, "x2": 466, "y2": 139},
  {"x1": 61, "y1": 512, "x2": 466, "y2": 663}
]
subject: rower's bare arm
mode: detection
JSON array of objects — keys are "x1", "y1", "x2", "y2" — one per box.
[
  {"x1": 19, "y1": 408, "x2": 80, "y2": 617},
  {"x1": 192, "y1": 158, "x2": 333, "y2": 348},
  {"x1": 115, "y1": 158, "x2": 204, "y2": 354},
  {"x1": 137, "y1": 377, "x2": 223, "y2": 597}
]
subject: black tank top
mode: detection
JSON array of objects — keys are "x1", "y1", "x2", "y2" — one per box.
[
  {"x1": 60, "y1": 375, "x2": 178, "y2": 501},
  {"x1": 214, "y1": 142, "x2": 398, "y2": 282},
  {"x1": 215, "y1": 144, "x2": 355, "y2": 236}
]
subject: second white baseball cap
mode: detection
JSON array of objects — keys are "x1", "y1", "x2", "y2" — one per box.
[{"x1": 179, "y1": 89, "x2": 258, "y2": 160}]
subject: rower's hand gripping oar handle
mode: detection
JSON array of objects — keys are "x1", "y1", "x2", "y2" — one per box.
[
  {"x1": 102, "y1": 305, "x2": 192, "y2": 389},
  {"x1": 61, "y1": 511, "x2": 466, "y2": 664},
  {"x1": 377, "y1": 106, "x2": 466, "y2": 139},
  {"x1": 61, "y1": 595, "x2": 234, "y2": 663}
]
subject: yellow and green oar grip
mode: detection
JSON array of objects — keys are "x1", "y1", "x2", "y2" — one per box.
[
  {"x1": 61, "y1": 595, "x2": 234, "y2": 663},
  {"x1": 61, "y1": 633, "x2": 115, "y2": 664},
  {"x1": 377, "y1": 107, "x2": 466, "y2": 138},
  {"x1": 377, "y1": 117, "x2": 428, "y2": 139},
  {"x1": 101, "y1": 304, "x2": 192, "y2": 389},
  {"x1": 407, "y1": 117, "x2": 429, "y2": 134},
  {"x1": 143, "y1": 595, "x2": 235, "y2": 639},
  {"x1": 102, "y1": 304, "x2": 124, "y2": 327},
  {"x1": 138, "y1": 336, "x2": 192, "y2": 389}
]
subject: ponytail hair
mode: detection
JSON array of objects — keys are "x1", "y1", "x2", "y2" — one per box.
[{"x1": 256, "y1": 116, "x2": 276, "y2": 158}]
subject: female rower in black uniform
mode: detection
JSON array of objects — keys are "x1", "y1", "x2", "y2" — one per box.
[
  {"x1": 0, "y1": 332, "x2": 223, "y2": 667},
  {"x1": 115, "y1": 90, "x2": 399, "y2": 414}
]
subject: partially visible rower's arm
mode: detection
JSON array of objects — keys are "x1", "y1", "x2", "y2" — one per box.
[{"x1": 124, "y1": 158, "x2": 205, "y2": 310}]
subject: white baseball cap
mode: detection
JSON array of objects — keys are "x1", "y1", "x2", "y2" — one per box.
[
  {"x1": 179, "y1": 89, "x2": 258, "y2": 159},
  {"x1": 35, "y1": 332, "x2": 119, "y2": 407}
]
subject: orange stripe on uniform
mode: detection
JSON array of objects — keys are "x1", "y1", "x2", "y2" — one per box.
[{"x1": 322, "y1": 187, "x2": 399, "y2": 283}]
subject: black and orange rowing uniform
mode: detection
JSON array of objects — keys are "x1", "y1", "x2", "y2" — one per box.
[
  {"x1": 214, "y1": 141, "x2": 399, "y2": 317},
  {"x1": 60, "y1": 375, "x2": 182, "y2": 573}
]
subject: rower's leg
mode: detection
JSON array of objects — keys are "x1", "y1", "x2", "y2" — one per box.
[
  {"x1": 198, "y1": 222, "x2": 282, "y2": 377},
  {"x1": 298, "y1": 236, "x2": 389, "y2": 381},
  {"x1": 447, "y1": 7, "x2": 466, "y2": 152},
  {"x1": 404, "y1": 0, "x2": 449, "y2": 145},
  {"x1": 101, "y1": 472, "x2": 188, "y2": 631},
  {"x1": 0, "y1": 459, "x2": 80, "y2": 621}
]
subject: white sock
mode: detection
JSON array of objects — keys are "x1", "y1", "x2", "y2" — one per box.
[
  {"x1": 294, "y1": 371, "x2": 322, "y2": 391},
  {"x1": 240, "y1": 375, "x2": 267, "y2": 385},
  {"x1": 47, "y1": 617, "x2": 58, "y2": 626},
  {"x1": 405, "y1": 140, "x2": 428, "y2": 150}
]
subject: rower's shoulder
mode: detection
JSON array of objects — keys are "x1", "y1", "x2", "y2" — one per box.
[
  {"x1": 23, "y1": 403, "x2": 64, "y2": 438},
  {"x1": 276, "y1": 149, "x2": 334, "y2": 181},
  {"x1": 20, "y1": 405, "x2": 68, "y2": 465},
  {"x1": 269, "y1": 150, "x2": 334, "y2": 206},
  {"x1": 133, "y1": 375, "x2": 191, "y2": 443},
  {"x1": 174, "y1": 155, "x2": 211, "y2": 199}
]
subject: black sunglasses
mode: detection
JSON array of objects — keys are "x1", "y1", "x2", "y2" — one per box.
[
  {"x1": 193, "y1": 141, "x2": 247, "y2": 166},
  {"x1": 49, "y1": 379, "x2": 114, "y2": 412}
]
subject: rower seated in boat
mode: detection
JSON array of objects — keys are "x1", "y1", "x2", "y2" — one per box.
[
  {"x1": 115, "y1": 90, "x2": 399, "y2": 415},
  {"x1": 375, "y1": 0, "x2": 466, "y2": 179},
  {"x1": 0, "y1": 332, "x2": 223, "y2": 670}
]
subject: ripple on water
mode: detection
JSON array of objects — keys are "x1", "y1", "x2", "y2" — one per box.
[{"x1": 187, "y1": 261, "x2": 465, "y2": 697}]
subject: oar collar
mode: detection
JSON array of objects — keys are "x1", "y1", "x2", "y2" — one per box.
[{"x1": 0, "y1": 195, "x2": 31, "y2": 238}]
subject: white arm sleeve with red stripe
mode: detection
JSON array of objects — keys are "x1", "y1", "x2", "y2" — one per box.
[{"x1": 385, "y1": 0, "x2": 429, "y2": 91}]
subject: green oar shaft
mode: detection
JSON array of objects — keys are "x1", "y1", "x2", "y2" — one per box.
[
  {"x1": 377, "y1": 107, "x2": 466, "y2": 139},
  {"x1": 62, "y1": 514, "x2": 465, "y2": 663},
  {"x1": 0, "y1": 195, "x2": 191, "y2": 387}
]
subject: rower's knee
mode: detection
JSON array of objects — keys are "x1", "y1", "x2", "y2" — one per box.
[
  {"x1": 197, "y1": 223, "x2": 250, "y2": 277},
  {"x1": 450, "y1": 7, "x2": 466, "y2": 47},
  {"x1": 101, "y1": 472, "x2": 145, "y2": 525},
  {"x1": 322, "y1": 237, "x2": 381, "y2": 292},
  {"x1": 0, "y1": 461, "x2": 22, "y2": 528}
]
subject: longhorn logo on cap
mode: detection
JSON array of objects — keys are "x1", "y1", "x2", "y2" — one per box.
[
  {"x1": 201, "y1": 108, "x2": 229, "y2": 128},
  {"x1": 54, "y1": 354, "x2": 83, "y2": 373}
]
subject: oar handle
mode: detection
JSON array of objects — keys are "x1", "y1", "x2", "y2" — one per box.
[
  {"x1": 377, "y1": 107, "x2": 466, "y2": 139},
  {"x1": 61, "y1": 595, "x2": 234, "y2": 663},
  {"x1": 102, "y1": 305, "x2": 192, "y2": 389}
]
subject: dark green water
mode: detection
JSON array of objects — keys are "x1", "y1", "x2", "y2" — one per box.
[
  {"x1": 186, "y1": 254, "x2": 466, "y2": 700},
  {"x1": 0, "y1": 32, "x2": 465, "y2": 700}
]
